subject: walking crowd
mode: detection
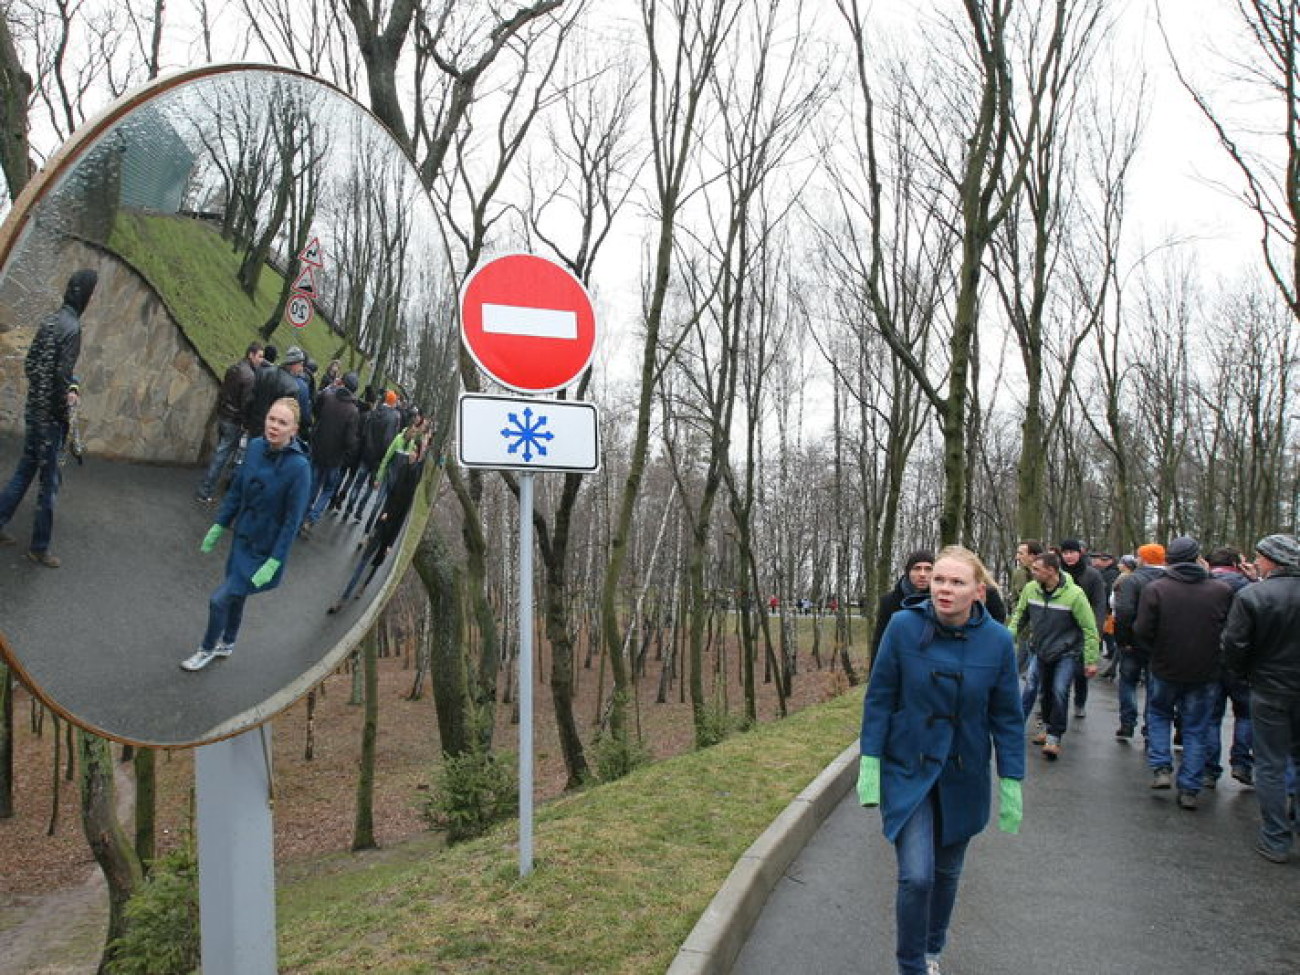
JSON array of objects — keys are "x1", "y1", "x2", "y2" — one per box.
[
  {"x1": 860, "y1": 532, "x2": 1300, "y2": 975},
  {"x1": 182, "y1": 340, "x2": 431, "y2": 671}
]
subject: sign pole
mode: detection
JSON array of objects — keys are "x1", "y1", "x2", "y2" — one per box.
[
  {"x1": 519, "y1": 472, "x2": 535, "y2": 877},
  {"x1": 196, "y1": 725, "x2": 277, "y2": 974}
]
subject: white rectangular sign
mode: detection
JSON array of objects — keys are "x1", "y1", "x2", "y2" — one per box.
[
  {"x1": 457, "y1": 393, "x2": 600, "y2": 473},
  {"x1": 482, "y1": 302, "x2": 578, "y2": 339}
]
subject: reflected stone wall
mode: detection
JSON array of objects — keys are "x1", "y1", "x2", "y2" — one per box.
[{"x1": 0, "y1": 241, "x2": 217, "y2": 463}]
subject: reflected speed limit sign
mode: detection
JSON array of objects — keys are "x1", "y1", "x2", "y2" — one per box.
[{"x1": 286, "y1": 293, "x2": 314, "y2": 328}]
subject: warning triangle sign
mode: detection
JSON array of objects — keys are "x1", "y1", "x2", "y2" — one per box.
[
  {"x1": 292, "y1": 265, "x2": 316, "y2": 295},
  {"x1": 298, "y1": 237, "x2": 324, "y2": 267}
]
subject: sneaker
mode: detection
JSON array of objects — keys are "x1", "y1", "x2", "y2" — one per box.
[
  {"x1": 1074, "y1": 707, "x2": 1086, "y2": 719},
  {"x1": 1151, "y1": 767, "x2": 1173, "y2": 790},
  {"x1": 1255, "y1": 841, "x2": 1289, "y2": 864},
  {"x1": 1202, "y1": 774, "x2": 1218, "y2": 790},
  {"x1": 1177, "y1": 790, "x2": 1199, "y2": 810},
  {"x1": 926, "y1": 959, "x2": 942, "y2": 975},
  {"x1": 180, "y1": 649, "x2": 217, "y2": 672},
  {"x1": 212, "y1": 641, "x2": 234, "y2": 658},
  {"x1": 327, "y1": 602, "x2": 342, "y2": 615},
  {"x1": 1031, "y1": 730, "x2": 1048, "y2": 746},
  {"x1": 26, "y1": 550, "x2": 60, "y2": 568},
  {"x1": 1115, "y1": 723, "x2": 1134, "y2": 741},
  {"x1": 194, "y1": 493, "x2": 214, "y2": 505},
  {"x1": 299, "y1": 522, "x2": 313, "y2": 539},
  {"x1": 1042, "y1": 736, "x2": 1061, "y2": 760},
  {"x1": 0, "y1": 528, "x2": 15, "y2": 545},
  {"x1": 1231, "y1": 766, "x2": 1254, "y2": 787}
]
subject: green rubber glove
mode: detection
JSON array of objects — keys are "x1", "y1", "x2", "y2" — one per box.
[
  {"x1": 857, "y1": 755, "x2": 881, "y2": 807},
  {"x1": 200, "y1": 524, "x2": 224, "y2": 553},
  {"x1": 998, "y1": 777, "x2": 1023, "y2": 834},
  {"x1": 251, "y1": 557, "x2": 281, "y2": 588}
]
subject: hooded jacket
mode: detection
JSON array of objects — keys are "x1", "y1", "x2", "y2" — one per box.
[
  {"x1": 1008, "y1": 571, "x2": 1100, "y2": 666},
  {"x1": 1062, "y1": 554, "x2": 1108, "y2": 632},
  {"x1": 214, "y1": 434, "x2": 311, "y2": 595},
  {"x1": 1133, "y1": 562, "x2": 1233, "y2": 683},
  {"x1": 1222, "y1": 567, "x2": 1300, "y2": 697},
  {"x1": 1113, "y1": 564, "x2": 1165, "y2": 649},
  {"x1": 310, "y1": 385, "x2": 361, "y2": 468},
  {"x1": 24, "y1": 270, "x2": 97, "y2": 426},
  {"x1": 860, "y1": 600, "x2": 1024, "y2": 847}
]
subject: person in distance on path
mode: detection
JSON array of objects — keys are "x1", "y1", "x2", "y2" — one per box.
[
  {"x1": 858, "y1": 546, "x2": 1025, "y2": 975},
  {"x1": 182, "y1": 397, "x2": 311, "y2": 672}
]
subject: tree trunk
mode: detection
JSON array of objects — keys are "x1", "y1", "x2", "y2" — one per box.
[
  {"x1": 78, "y1": 731, "x2": 142, "y2": 974},
  {"x1": 0, "y1": 12, "x2": 32, "y2": 201},
  {"x1": 133, "y1": 747, "x2": 156, "y2": 870},
  {"x1": 414, "y1": 522, "x2": 471, "y2": 757},
  {"x1": 352, "y1": 629, "x2": 379, "y2": 851}
]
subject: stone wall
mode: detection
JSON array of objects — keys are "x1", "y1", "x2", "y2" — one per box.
[{"x1": 0, "y1": 240, "x2": 218, "y2": 464}]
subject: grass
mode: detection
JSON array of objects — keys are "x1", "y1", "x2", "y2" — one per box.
[
  {"x1": 276, "y1": 685, "x2": 863, "y2": 973},
  {"x1": 107, "y1": 211, "x2": 348, "y2": 375}
]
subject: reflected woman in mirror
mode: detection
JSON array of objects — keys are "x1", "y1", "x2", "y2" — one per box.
[{"x1": 182, "y1": 396, "x2": 311, "y2": 672}]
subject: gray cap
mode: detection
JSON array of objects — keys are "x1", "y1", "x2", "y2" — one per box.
[
  {"x1": 282, "y1": 345, "x2": 306, "y2": 365},
  {"x1": 1166, "y1": 536, "x2": 1200, "y2": 564},
  {"x1": 1256, "y1": 533, "x2": 1300, "y2": 568}
]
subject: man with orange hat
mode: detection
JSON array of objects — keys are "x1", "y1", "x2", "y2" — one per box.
[{"x1": 1112, "y1": 543, "x2": 1167, "y2": 741}]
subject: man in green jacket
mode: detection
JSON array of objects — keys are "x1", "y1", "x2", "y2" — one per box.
[{"x1": 1009, "y1": 551, "x2": 1100, "y2": 759}]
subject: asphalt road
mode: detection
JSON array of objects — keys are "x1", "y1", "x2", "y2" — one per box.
[
  {"x1": 0, "y1": 432, "x2": 404, "y2": 747},
  {"x1": 733, "y1": 681, "x2": 1299, "y2": 975}
]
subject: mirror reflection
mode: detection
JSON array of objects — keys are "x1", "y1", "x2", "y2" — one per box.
[{"x1": 0, "y1": 66, "x2": 443, "y2": 747}]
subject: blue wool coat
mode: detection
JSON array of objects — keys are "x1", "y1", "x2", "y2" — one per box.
[
  {"x1": 214, "y1": 435, "x2": 311, "y2": 595},
  {"x1": 859, "y1": 600, "x2": 1025, "y2": 846}
]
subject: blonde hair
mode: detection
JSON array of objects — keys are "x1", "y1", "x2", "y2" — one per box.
[
  {"x1": 269, "y1": 396, "x2": 301, "y2": 426},
  {"x1": 935, "y1": 544, "x2": 999, "y2": 591}
]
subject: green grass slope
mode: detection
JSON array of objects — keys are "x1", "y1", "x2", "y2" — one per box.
[
  {"x1": 276, "y1": 687, "x2": 863, "y2": 974},
  {"x1": 108, "y1": 212, "x2": 344, "y2": 375}
]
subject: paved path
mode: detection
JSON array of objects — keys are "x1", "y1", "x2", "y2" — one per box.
[
  {"x1": 733, "y1": 681, "x2": 1299, "y2": 975},
  {"x1": 0, "y1": 432, "x2": 405, "y2": 746}
]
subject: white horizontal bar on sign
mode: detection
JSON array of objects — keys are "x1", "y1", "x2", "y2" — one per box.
[{"x1": 482, "y1": 303, "x2": 577, "y2": 339}]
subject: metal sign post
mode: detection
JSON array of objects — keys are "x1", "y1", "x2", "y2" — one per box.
[
  {"x1": 518, "y1": 472, "x2": 535, "y2": 876},
  {"x1": 195, "y1": 725, "x2": 277, "y2": 974}
]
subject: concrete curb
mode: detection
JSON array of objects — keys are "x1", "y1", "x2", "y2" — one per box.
[{"x1": 666, "y1": 742, "x2": 859, "y2": 975}]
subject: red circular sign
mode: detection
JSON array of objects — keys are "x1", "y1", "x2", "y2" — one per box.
[{"x1": 460, "y1": 254, "x2": 597, "y2": 393}]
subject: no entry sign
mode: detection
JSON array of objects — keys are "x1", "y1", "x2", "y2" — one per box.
[{"x1": 460, "y1": 253, "x2": 597, "y2": 393}]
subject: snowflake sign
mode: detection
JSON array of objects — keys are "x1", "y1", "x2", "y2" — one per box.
[{"x1": 500, "y1": 407, "x2": 555, "y2": 462}]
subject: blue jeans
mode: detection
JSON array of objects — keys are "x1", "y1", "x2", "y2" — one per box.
[
  {"x1": 0, "y1": 418, "x2": 64, "y2": 553},
  {"x1": 1147, "y1": 676, "x2": 1215, "y2": 792},
  {"x1": 1251, "y1": 692, "x2": 1300, "y2": 857},
  {"x1": 1117, "y1": 649, "x2": 1149, "y2": 732},
  {"x1": 202, "y1": 574, "x2": 248, "y2": 651},
  {"x1": 893, "y1": 789, "x2": 969, "y2": 974},
  {"x1": 1204, "y1": 677, "x2": 1253, "y2": 779},
  {"x1": 1022, "y1": 655, "x2": 1075, "y2": 738},
  {"x1": 198, "y1": 418, "x2": 243, "y2": 499},
  {"x1": 305, "y1": 464, "x2": 343, "y2": 524}
]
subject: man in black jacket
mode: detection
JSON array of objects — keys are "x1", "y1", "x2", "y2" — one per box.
[
  {"x1": 300, "y1": 371, "x2": 361, "y2": 535},
  {"x1": 0, "y1": 270, "x2": 98, "y2": 567},
  {"x1": 196, "y1": 340, "x2": 264, "y2": 503},
  {"x1": 1134, "y1": 536, "x2": 1233, "y2": 810},
  {"x1": 1060, "y1": 538, "x2": 1108, "y2": 719},
  {"x1": 1222, "y1": 533, "x2": 1300, "y2": 863}
]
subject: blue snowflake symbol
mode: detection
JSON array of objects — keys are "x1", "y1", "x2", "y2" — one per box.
[{"x1": 500, "y1": 407, "x2": 555, "y2": 462}]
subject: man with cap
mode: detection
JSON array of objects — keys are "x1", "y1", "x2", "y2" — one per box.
[
  {"x1": 1221, "y1": 533, "x2": 1300, "y2": 862},
  {"x1": 871, "y1": 550, "x2": 935, "y2": 673},
  {"x1": 1134, "y1": 536, "x2": 1233, "y2": 809},
  {"x1": 1112, "y1": 543, "x2": 1167, "y2": 741},
  {"x1": 0, "y1": 270, "x2": 98, "y2": 568},
  {"x1": 1059, "y1": 539, "x2": 1108, "y2": 719}
]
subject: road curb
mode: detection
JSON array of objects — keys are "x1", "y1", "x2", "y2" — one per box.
[{"x1": 666, "y1": 742, "x2": 859, "y2": 975}]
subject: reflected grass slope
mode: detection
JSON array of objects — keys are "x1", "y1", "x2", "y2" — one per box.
[
  {"x1": 277, "y1": 687, "x2": 862, "y2": 974},
  {"x1": 107, "y1": 211, "x2": 344, "y2": 373}
]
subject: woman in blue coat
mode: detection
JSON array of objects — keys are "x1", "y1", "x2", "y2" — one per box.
[
  {"x1": 858, "y1": 545, "x2": 1025, "y2": 975},
  {"x1": 182, "y1": 397, "x2": 312, "y2": 672}
]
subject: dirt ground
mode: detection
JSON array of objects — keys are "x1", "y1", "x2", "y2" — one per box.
[{"x1": 0, "y1": 608, "x2": 865, "y2": 972}]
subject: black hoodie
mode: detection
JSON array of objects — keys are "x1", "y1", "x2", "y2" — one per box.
[{"x1": 24, "y1": 269, "x2": 97, "y2": 425}]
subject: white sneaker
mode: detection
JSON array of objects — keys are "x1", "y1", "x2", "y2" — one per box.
[
  {"x1": 212, "y1": 641, "x2": 234, "y2": 658},
  {"x1": 926, "y1": 958, "x2": 943, "y2": 975},
  {"x1": 180, "y1": 649, "x2": 217, "y2": 671}
]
